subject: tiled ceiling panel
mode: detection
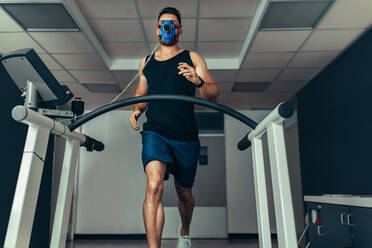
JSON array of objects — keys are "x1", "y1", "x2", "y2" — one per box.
[
  {"x1": 51, "y1": 70, "x2": 75, "y2": 83},
  {"x1": 90, "y1": 19, "x2": 145, "y2": 42},
  {"x1": 53, "y1": 54, "x2": 106, "y2": 70},
  {"x1": 82, "y1": 83, "x2": 121, "y2": 93},
  {"x1": 144, "y1": 19, "x2": 196, "y2": 42},
  {"x1": 288, "y1": 52, "x2": 338, "y2": 68},
  {"x1": 199, "y1": 0, "x2": 258, "y2": 17},
  {"x1": 228, "y1": 91, "x2": 293, "y2": 103},
  {"x1": 266, "y1": 81, "x2": 307, "y2": 92},
  {"x1": 137, "y1": 0, "x2": 197, "y2": 18},
  {"x1": 209, "y1": 70, "x2": 237, "y2": 82},
  {"x1": 250, "y1": 30, "x2": 311, "y2": 52},
  {"x1": 237, "y1": 69, "x2": 281, "y2": 82},
  {"x1": 70, "y1": 70, "x2": 115, "y2": 83},
  {"x1": 217, "y1": 82, "x2": 234, "y2": 92},
  {"x1": 301, "y1": 29, "x2": 366, "y2": 51},
  {"x1": 103, "y1": 42, "x2": 148, "y2": 59},
  {"x1": 242, "y1": 52, "x2": 295, "y2": 68},
  {"x1": 1, "y1": 0, "x2": 367, "y2": 110},
  {"x1": 38, "y1": 54, "x2": 63, "y2": 70},
  {"x1": 198, "y1": 19, "x2": 251, "y2": 41},
  {"x1": 30, "y1": 32, "x2": 94, "y2": 53},
  {"x1": 317, "y1": 0, "x2": 372, "y2": 29},
  {"x1": 75, "y1": 92, "x2": 119, "y2": 109},
  {"x1": 0, "y1": 7, "x2": 22, "y2": 31},
  {"x1": 76, "y1": 0, "x2": 138, "y2": 18},
  {"x1": 118, "y1": 81, "x2": 138, "y2": 93},
  {"x1": 0, "y1": 32, "x2": 44, "y2": 54},
  {"x1": 276, "y1": 68, "x2": 321, "y2": 81},
  {"x1": 113, "y1": 70, "x2": 137, "y2": 83},
  {"x1": 197, "y1": 42, "x2": 242, "y2": 58},
  {"x1": 63, "y1": 82, "x2": 90, "y2": 95}
]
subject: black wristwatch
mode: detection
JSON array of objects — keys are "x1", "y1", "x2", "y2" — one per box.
[{"x1": 196, "y1": 76, "x2": 205, "y2": 88}]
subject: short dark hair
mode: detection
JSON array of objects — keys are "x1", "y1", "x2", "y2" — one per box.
[{"x1": 158, "y1": 7, "x2": 181, "y2": 25}]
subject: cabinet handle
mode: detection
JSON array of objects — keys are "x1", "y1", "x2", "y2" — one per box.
[
  {"x1": 347, "y1": 214, "x2": 354, "y2": 226},
  {"x1": 341, "y1": 213, "x2": 347, "y2": 225},
  {"x1": 317, "y1": 225, "x2": 324, "y2": 236}
]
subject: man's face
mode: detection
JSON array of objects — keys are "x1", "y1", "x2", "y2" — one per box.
[{"x1": 157, "y1": 13, "x2": 182, "y2": 46}]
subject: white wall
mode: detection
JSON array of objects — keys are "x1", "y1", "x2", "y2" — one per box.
[
  {"x1": 225, "y1": 110, "x2": 276, "y2": 233},
  {"x1": 76, "y1": 111, "x2": 146, "y2": 234},
  {"x1": 68, "y1": 109, "x2": 303, "y2": 237},
  {"x1": 74, "y1": 110, "x2": 227, "y2": 237},
  {"x1": 225, "y1": 110, "x2": 304, "y2": 235}
]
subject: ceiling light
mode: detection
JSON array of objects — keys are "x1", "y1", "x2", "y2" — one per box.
[
  {"x1": 1, "y1": 3, "x2": 79, "y2": 31},
  {"x1": 260, "y1": 1, "x2": 333, "y2": 30},
  {"x1": 232, "y1": 82, "x2": 271, "y2": 92}
]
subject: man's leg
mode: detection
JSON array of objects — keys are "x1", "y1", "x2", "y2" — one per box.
[
  {"x1": 143, "y1": 160, "x2": 166, "y2": 248},
  {"x1": 175, "y1": 180, "x2": 195, "y2": 236}
]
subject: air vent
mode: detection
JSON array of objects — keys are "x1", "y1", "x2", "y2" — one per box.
[
  {"x1": 232, "y1": 82, "x2": 271, "y2": 92},
  {"x1": 1, "y1": 3, "x2": 79, "y2": 31},
  {"x1": 195, "y1": 111, "x2": 224, "y2": 134},
  {"x1": 82, "y1": 83, "x2": 121, "y2": 93},
  {"x1": 260, "y1": 1, "x2": 333, "y2": 30}
]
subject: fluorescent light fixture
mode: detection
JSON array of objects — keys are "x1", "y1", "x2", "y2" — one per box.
[
  {"x1": 232, "y1": 82, "x2": 271, "y2": 92},
  {"x1": 260, "y1": 1, "x2": 333, "y2": 29},
  {"x1": 82, "y1": 83, "x2": 121, "y2": 93},
  {"x1": 1, "y1": 3, "x2": 79, "y2": 31}
]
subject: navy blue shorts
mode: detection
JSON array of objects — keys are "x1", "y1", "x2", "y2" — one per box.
[{"x1": 141, "y1": 131, "x2": 200, "y2": 188}]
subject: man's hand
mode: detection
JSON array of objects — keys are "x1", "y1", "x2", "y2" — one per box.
[
  {"x1": 129, "y1": 110, "x2": 142, "y2": 131},
  {"x1": 178, "y1": 62, "x2": 201, "y2": 85}
]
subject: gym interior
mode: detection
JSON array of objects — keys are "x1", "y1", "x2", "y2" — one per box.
[{"x1": 0, "y1": 0, "x2": 371, "y2": 248}]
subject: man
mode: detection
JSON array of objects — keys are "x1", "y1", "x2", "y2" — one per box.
[{"x1": 129, "y1": 7, "x2": 219, "y2": 248}]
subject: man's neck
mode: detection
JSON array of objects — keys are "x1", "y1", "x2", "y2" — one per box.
[{"x1": 159, "y1": 44, "x2": 181, "y2": 56}]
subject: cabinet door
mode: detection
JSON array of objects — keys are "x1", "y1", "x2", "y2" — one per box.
[
  {"x1": 349, "y1": 206, "x2": 372, "y2": 248},
  {"x1": 307, "y1": 203, "x2": 325, "y2": 248},
  {"x1": 307, "y1": 203, "x2": 351, "y2": 248},
  {"x1": 319, "y1": 204, "x2": 351, "y2": 248}
]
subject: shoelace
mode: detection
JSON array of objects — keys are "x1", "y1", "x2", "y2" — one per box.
[{"x1": 181, "y1": 238, "x2": 191, "y2": 247}]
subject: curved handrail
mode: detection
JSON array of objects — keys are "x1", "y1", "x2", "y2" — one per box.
[{"x1": 68, "y1": 95, "x2": 258, "y2": 131}]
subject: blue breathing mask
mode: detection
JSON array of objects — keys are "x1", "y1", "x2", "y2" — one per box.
[{"x1": 159, "y1": 20, "x2": 177, "y2": 43}]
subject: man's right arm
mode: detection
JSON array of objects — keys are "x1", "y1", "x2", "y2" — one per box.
[{"x1": 129, "y1": 56, "x2": 148, "y2": 131}]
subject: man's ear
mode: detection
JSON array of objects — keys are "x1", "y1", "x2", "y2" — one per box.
[{"x1": 156, "y1": 28, "x2": 160, "y2": 39}]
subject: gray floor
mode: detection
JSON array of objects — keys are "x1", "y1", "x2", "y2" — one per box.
[{"x1": 66, "y1": 239, "x2": 278, "y2": 248}]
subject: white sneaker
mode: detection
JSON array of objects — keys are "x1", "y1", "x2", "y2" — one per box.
[{"x1": 177, "y1": 224, "x2": 192, "y2": 248}]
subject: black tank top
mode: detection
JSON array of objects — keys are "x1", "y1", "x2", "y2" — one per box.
[{"x1": 142, "y1": 50, "x2": 199, "y2": 141}]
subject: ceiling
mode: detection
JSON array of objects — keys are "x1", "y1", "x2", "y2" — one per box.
[{"x1": 0, "y1": 0, "x2": 371, "y2": 110}]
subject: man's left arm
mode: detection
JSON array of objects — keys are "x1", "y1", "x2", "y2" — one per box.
[{"x1": 178, "y1": 51, "x2": 219, "y2": 102}]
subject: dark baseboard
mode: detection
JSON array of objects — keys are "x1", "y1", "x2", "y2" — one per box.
[
  {"x1": 74, "y1": 234, "x2": 147, "y2": 240},
  {"x1": 228, "y1": 233, "x2": 277, "y2": 239},
  {"x1": 74, "y1": 233, "x2": 277, "y2": 240}
]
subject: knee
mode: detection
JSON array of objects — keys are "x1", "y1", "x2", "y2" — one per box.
[
  {"x1": 146, "y1": 178, "x2": 164, "y2": 198},
  {"x1": 177, "y1": 189, "x2": 194, "y2": 203}
]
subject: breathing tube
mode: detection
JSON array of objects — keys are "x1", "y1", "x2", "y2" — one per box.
[{"x1": 110, "y1": 20, "x2": 179, "y2": 103}]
